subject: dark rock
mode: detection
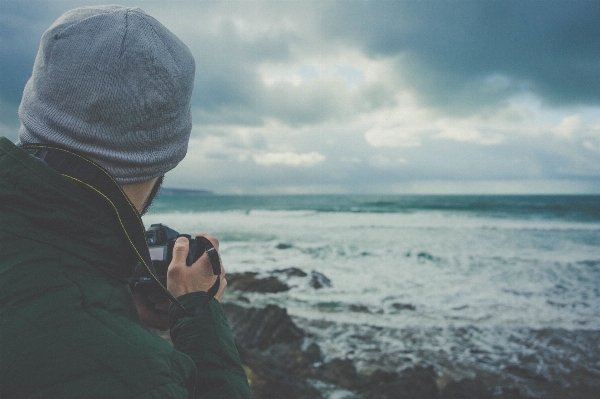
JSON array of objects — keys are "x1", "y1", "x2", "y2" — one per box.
[
  {"x1": 224, "y1": 303, "x2": 322, "y2": 399},
  {"x1": 499, "y1": 386, "x2": 525, "y2": 399},
  {"x1": 225, "y1": 305, "x2": 437, "y2": 398},
  {"x1": 221, "y1": 300, "x2": 548, "y2": 399},
  {"x1": 561, "y1": 384, "x2": 600, "y2": 399},
  {"x1": 263, "y1": 344, "x2": 318, "y2": 377},
  {"x1": 273, "y1": 267, "x2": 308, "y2": 277},
  {"x1": 362, "y1": 366, "x2": 438, "y2": 399},
  {"x1": 314, "y1": 358, "x2": 365, "y2": 390},
  {"x1": 273, "y1": 268, "x2": 332, "y2": 289},
  {"x1": 242, "y1": 361, "x2": 323, "y2": 399},
  {"x1": 391, "y1": 303, "x2": 416, "y2": 311},
  {"x1": 309, "y1": 271, "x2": 332, "y2": 288},
  {"x1": 368, "y1": 369, "x2": 402, "y2": 385},
  {"x1": 504, "y1": 365, "x2": 549, "y2": 383},
  {"x1": 227, "y1": 272, "x2": 290, "y2": 293},
  {"x1": 228, "y1": 268, "x2": 332, "y2": 292},
  {"x1": 304, "y1": 342, "x2": 323, "y2": 364},
  {"x1": 224, "y1": 303, "x2": 303, "y2": 350},
  {"x1": 417, "y1": 252, "x2": 435, "y2": 261},
  {"x1": 350, "y1": 304, "x2": 371, "y2": 313},
  {"x1": 440, "y1": 378, "x2": 493, "y2": 399}
]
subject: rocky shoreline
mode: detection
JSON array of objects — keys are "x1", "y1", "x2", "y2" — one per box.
[
  {"x1": 186, "y1": 268, "x2": 599, "y2": 399},
  {"x1": 224, "y1": 300, "x2": 529, "y2": 399}
]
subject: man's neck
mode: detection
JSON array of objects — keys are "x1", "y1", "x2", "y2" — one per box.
[{"x1": 120, "y1": 177, "x2": 159, "y2": 215}]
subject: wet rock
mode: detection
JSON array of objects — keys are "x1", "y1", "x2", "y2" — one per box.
[
  {"x1": 417, "y1": 252, "x2": 435, "y2": 262},
  {"x1": 391, "y1": 303, "x2": 416, "y2": 311},
  {"x1": 227, "y1": 272, "x2": 290, "y2": 293},
  {"x1": 224, "y1": 303, "x2": 303, "y2": 350},
  {"x1": 440, "y1": 378, "x2": 493, "y2": 399},
  {"x1": 499, "y1": 386, "x2": 527, "y2": 399},
  {"x1": 504, "y1": 365, "x2": 549, "y2": 383},
  {"x1": 362, "y1": 366, "x2": 438, "y2": 399},
  {"x1": 314, "y1": 358, "x2": 365, "y2": 390},
  {"x1": 227, "y1": 268, "x2": 332, "y2": 292},
  {"x1": 309, "y1": 270, "x2": 332, "y2": 288},
  {"x1": 224, "y1": 303, "x2": 323, "y2": 399},
  {"x1": 273, "y1": 267, "x2": 308, "y2": 278},
  {"x1": 274, "y1": 267, "x2": 332, "y2": 289},
  {"x1": 224, "y1": 302, "x2": 441, "y2": 398},
  {"x1": 349, "y1": 304, "x2": 371, "y2": 313},
  {"x1": 220, "y1": 298, "x2": 595, "y2": 399},
  {"x1": 241, "y1": 359, "x2": 322, "y2": 399},
  {"x1": 303, "y1": 342, "x2": 323, "y2": 364}
]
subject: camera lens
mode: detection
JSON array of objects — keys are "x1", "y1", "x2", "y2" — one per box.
[{"x1": 146, "y1": 232, "x2": 156, "y2": 245}]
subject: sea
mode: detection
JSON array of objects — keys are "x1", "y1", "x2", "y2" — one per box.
[{"x1": 143, "y1": 193, "x2": 600, "y2": 397}]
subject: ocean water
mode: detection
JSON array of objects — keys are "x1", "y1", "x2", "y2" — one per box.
[{"x1": 144, "y1": 194, "x2": 600, "y2": 395}]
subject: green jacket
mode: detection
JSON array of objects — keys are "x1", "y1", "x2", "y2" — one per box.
[{"x1": 0, "y1": 137, "x2": 251, "y2": 398}]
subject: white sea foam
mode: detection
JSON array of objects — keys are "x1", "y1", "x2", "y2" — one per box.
[{"x1": 143, "y1": 209, "x2": 600, "y2": 330}]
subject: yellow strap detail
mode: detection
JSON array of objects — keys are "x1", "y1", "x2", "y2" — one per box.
[{"x1": 61, "y1": 174, "x2": 163, "y2": 288}]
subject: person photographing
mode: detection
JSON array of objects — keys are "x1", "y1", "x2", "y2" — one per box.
[{"x1": 0, "y1": 5, "x2": 251, "y2": 398}]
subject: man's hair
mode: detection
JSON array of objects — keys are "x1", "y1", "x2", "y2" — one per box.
[{"x1": 18, "y1": 5, "x2": 196, "y2": 184}]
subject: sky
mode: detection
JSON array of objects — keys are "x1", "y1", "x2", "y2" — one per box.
[{"x1": 1, "y1": 0, "x2": 600, "y2": 194}]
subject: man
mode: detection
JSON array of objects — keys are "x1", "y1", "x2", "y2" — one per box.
[{"x1": 0, "y1": 5, "x2": 251, "y2": 398}]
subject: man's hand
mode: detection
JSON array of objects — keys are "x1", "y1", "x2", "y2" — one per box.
[{"x1": 167, "y1": 234, "x2": 227, "y2": 301}]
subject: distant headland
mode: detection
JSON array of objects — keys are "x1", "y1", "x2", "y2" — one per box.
[{"x1": 158, "y1": 188, "x2": 214, "y2": 196}]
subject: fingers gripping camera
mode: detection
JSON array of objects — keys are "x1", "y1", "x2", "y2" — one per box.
[{"x1": 129, "y1": 224, "x2": 221, "y2": 298}]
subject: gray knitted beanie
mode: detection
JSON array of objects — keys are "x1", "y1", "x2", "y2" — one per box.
[{"x1": 18, "y1": 5, "x2": 195, "y2": 184}]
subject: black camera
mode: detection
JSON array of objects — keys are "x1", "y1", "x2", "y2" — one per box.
[{"x1": 129, "y1": 223, "x2": 209, "y2": 291}]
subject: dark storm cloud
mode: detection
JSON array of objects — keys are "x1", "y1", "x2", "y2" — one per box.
[
  {"x1": 186, "y1": 13, "x2": 392, "y2": 128},
  {"x1": 0, "y1": 2, "x2": 64, "y2": 138},
  {"x1": 0, "y1": 3, "x2": 44, "y2": 106},
  {"x1": 2, "y1": 2, "x2": 69, "y2": 101},
  {"x1": 4, "y1": 1, "x2": 600, "y2": 129},
  {"x1": 191, "y1": 17, "x2": 294, "y2": 112},
  {"x1": 321, "y1": 0, "x2": 600, "y2": 111}
]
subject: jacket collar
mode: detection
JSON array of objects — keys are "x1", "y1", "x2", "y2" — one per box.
[{"x1": 0, "y1": 137, "x2": 138, "y2": 280}]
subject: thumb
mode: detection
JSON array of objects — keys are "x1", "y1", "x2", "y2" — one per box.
[{"x1": 170, "y1": 236, "x2": 189, "y2": 265}]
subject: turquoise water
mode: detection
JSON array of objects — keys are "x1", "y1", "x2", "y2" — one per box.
[{"x1": 150, "y1": 193, "x2": 600, "y2": 222}]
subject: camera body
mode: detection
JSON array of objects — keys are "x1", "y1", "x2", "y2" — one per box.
[
  {"x1": 130, "y1": 223, "x2": 205, "y2": 291},
  {"x1": 146, "y1": 223, "x2": 179, "y2": 278}
]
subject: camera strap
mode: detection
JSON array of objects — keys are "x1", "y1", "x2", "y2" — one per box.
[
  {"x1": 21, "y1": 144, "x2": 202, "y2": 316},
  {"x1": 195, "y1": 236, "x2": 221, "y2": 299}
]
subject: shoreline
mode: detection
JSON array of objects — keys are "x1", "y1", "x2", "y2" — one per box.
[
  {"x1": 220, "y1": 270, "x2": 600, "y2": 399},
  {"x1": 223, "y1": 301, "x2": 600, "y2": 399}
]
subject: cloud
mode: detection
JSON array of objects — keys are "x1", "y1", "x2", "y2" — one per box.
[
  {"x1": 365, "y1": 126, "x2": 424, "y2": 148},
  {"x1": 0, "y1": 2, "x2": 62, "y2": 137},
  {"x1": 0, "y1": 2, "x2": 55, "y2": 106},
  {"x1": 144, "y1": 1, "x2": 399, "y2": 130},
  {"x1": 253, "y1": 151, "x2": 325, "y2": 167},
  {"x1": 320, "y1": 0, "x2": 600, "y2": 111},
  {"x1": 583, "y1": 140, "x2": 600, "y2": 152},
  {"x1": 553, "y1": 115, "x2": 582, "y2": 140},
  {"x1": 434, "y1": 121, "x2": 504, "y2": 146}
]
